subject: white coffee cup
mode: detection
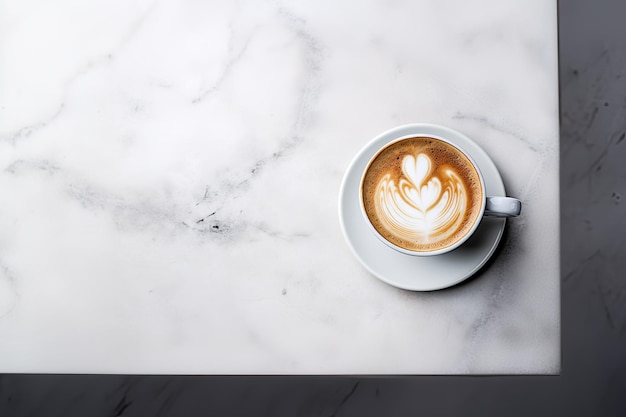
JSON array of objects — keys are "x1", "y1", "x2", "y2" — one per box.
[{"x1": 359, "y1": 125, "x2": 521, "y2": 257}]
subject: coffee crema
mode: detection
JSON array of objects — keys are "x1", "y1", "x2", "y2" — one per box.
[{"x1": 361, "y1": 136, "x2": 483, "y2": 252}]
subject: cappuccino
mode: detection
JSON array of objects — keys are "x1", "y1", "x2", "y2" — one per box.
[{"x1": 361, "y1": 136, "x2": 483, "y2": 252}]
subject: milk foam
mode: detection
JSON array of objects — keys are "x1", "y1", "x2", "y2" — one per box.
[{"x1": 374, "y1": 153, "x2": 467, "y2": 242}]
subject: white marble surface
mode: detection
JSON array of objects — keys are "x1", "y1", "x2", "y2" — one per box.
[{"x1": 0, "y1": 0, "x2": 559, "y2": 374}]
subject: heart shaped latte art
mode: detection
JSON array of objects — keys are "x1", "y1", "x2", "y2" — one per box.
[{"x1": 375, "y1": 153, "x2": 467, "y2": 242}]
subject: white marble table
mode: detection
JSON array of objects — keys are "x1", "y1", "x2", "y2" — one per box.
[{"x1": 0, "y1": 0, "x2": 559, "y2": 374}]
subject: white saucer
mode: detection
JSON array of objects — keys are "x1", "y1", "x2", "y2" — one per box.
[{"x1": 338, "y1": 124, "x2": 507, "y2": 291}]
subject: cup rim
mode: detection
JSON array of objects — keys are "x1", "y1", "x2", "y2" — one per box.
[{"x1": 358, "y1": 130, "x2": 487, "y2": 257}]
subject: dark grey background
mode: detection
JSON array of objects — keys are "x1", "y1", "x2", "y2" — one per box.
[{"x1": 2, "y1": 0, "x2": 625, "y2": 415}]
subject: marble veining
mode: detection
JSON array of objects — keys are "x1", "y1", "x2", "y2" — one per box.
[{"x1": 0, "y1": 0, "x2": 559, "y2": 373}]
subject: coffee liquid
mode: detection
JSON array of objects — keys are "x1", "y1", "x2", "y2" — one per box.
[{"x1": 361, "y1": 137, "x2": 483, "y2": 252}]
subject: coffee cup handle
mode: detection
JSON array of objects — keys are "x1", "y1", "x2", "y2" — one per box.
[{"x1": 485, "y1": 196, "x2": 522, "y2": 217}]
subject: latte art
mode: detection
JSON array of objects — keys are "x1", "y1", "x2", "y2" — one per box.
[
  {"x1": 375, "y1": 154, "x2": 467, "y2": 242},
  {"x1": 361, "y1": 136, "x2": 483, "y2": 252}
]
